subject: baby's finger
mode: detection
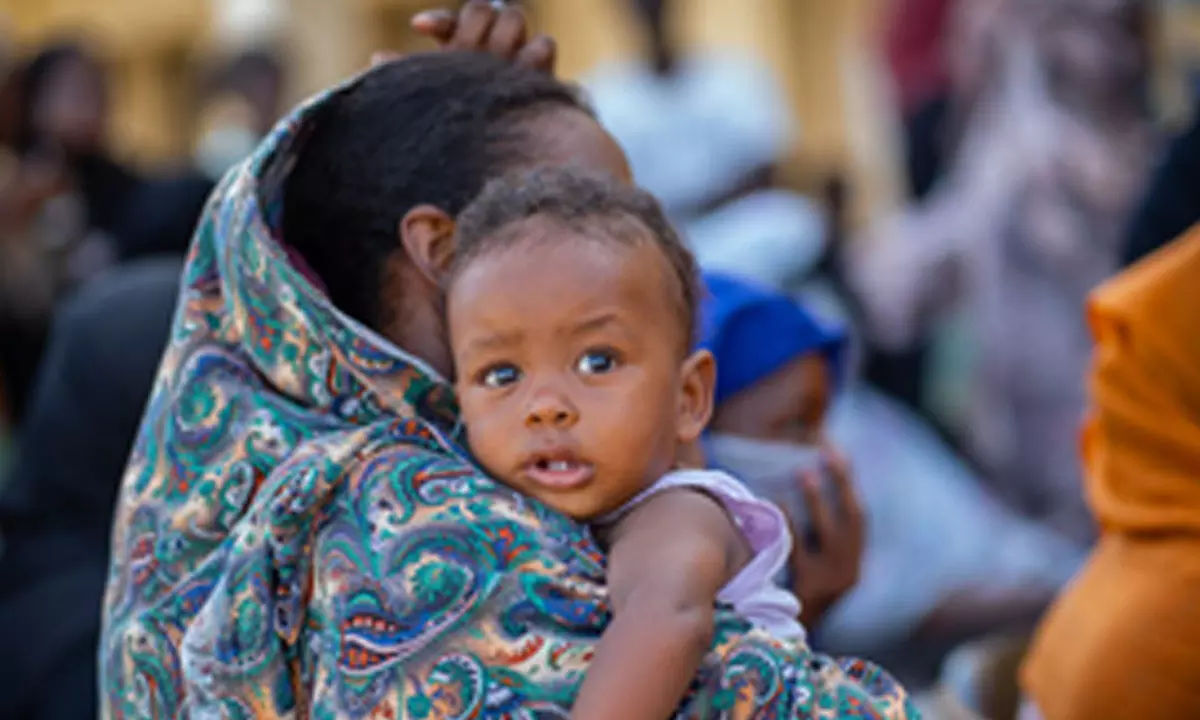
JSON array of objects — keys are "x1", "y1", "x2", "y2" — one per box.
[
  {"x1": 487, "y1": 5, "x2": 528, "y2": 60},
  {"x1": 449, "y1": 0, "x2": 499, "y2": 51},
  {"x1": 514, "y1": 34, "x2": 557, "y2": 74},
  {"x1": 410, "y1": 9, "x2": 457, "y2": 44}
]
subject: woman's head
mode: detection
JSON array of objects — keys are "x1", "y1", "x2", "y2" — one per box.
[
  {"x1": 283, "y1": 51, "x2": 630, "y2": 377},
  {"x1": 18, "y1": 42, "x2": 108, "y2": 156}
]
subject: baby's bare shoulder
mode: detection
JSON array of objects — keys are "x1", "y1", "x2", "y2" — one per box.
[{"x1": 611, "y1": 487, "x2": 752, "y2": 577}]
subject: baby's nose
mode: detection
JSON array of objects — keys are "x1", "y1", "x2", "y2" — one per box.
[{"x1": 524, "y1": 389, "x2": 579, "y2": 428}]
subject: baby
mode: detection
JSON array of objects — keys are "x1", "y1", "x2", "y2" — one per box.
[{"x1": 446, "y1": 167, "x2": 803, "y2": 720}]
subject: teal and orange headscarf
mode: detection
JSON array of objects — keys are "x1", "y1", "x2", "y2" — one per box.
[{"x1": 99, "y1": 57, "x2": 916, "y2": 719}]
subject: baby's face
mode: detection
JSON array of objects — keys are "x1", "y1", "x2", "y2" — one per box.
[{"x1": 448, "y1": 219, "x2": 693, "y2": 521}]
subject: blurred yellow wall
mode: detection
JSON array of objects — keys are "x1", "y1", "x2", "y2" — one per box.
[
  {"x1": 4, "y1": 0, "x2": 209, "y2": 166},
  {"x1": 534, "y1": 0, "x2": 902, "y2": 223},
  {"x1": 1, "y1": 0, "x2": 903, "y2": 220}
]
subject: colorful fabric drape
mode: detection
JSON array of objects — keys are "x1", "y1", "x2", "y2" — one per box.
[{"x1": 99, "y1": 73, "x2": 918, "y2": 719}]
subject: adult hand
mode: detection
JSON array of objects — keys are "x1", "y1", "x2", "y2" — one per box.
[
  {"x1": 785, "y1": 445, "x2": 865, "y2": 629},
  {"x1": 370, "y1": 1, "x2": 556, "y2": 74}
]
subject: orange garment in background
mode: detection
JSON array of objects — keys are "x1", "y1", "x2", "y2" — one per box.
[{"x1": 1021, "y1": 227, "x2": 1200, "y2": 719}]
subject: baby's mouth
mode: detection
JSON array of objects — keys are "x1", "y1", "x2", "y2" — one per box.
[{"x1": 524, "y1": 455, "x2": 595, "y2": 490}]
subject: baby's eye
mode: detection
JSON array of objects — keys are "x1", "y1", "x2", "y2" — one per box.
[
  {"x1": 479, "y1": 363, "x2": 521, "y2": 389},
  {"x1": 576, "y1": 349, "x2": 620, "y2": 376}
]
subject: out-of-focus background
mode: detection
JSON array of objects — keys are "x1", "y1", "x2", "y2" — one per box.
[
  {"x1": 9, "y1": 0, "x2": 1195, "y2": 222},
  {"x1": 2, "y1": 1, "x2": 1200, "y2": 718}
]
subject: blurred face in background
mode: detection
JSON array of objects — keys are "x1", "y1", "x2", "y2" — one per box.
[
  {"x1": 709, "y1": 353, "x2": 833, "y2": 447},
  {"x1": 1038, "y1": 0, "x2": 1147, "y2": 109},
  {"x1": 31, "y1": 51, "x2": 108, "y2": 156}
]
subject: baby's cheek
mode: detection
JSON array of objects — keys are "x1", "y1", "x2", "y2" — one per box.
[
  {"x1": 459, "y1": 401, "x2": 510, "y2": 466},
  {"x1": 602, "y1": 405, "x2": 677, "y2": 478}
]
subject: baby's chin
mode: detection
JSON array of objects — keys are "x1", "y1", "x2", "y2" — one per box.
[{"x1": 525, "y1": 486, "x2": 630, "y2": 526}]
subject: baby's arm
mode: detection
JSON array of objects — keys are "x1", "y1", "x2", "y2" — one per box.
[{"x1": 572, "y1": 489, "x2": 743, "y2": 720}]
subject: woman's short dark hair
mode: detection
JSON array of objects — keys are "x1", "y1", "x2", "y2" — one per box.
[{"x1": 283, "y1": 51, "x2": 592, "y2": 331}]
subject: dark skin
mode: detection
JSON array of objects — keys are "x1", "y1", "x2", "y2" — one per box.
[
  {"x1": 373, "y1": 1, "x2": 559, "y2": 73},
  {"x1": 710, "y1": 354, "x2": 865, "y2": 628},
  {"x1": 449, "y1": 227, "x2": 744, "y2": 720}
]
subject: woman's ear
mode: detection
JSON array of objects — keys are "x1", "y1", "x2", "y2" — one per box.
[
  {"x1": 399, "y1": 204, "x2": 457, "y2": 286},
  {"x1": 677, "y1": 349, "x2": 716, "y2": 444}
]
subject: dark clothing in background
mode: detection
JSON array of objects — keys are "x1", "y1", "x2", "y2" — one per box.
[
  {"x1": 0, "y1": 322, "x2": 47, "y2": 430},
  {"x1": 72, "y1": 152, "x2": 143, "y2": 243},
  {"x1": 861, "y1": 94, "x2": 951, "y2": 424},
  {"x1": 0, "y1": 257, "x2": 181, "y2": 720},
  {"x1": 1122, "y1": 115, "x2": 1200, "y2": 267},
  {"x1": 119, "y1": 171, "x2": 213, "y2": 260},
  {"x1": 0, "y1": 168, "x2": 208, "y2": 429},
  {"x1": 902, "y1": 94, "x2": 951, "y2": 202}
]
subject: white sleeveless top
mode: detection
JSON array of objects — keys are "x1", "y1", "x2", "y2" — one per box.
[{"x1": 603, "y1": 469, "x2": 805, "y2": 640}]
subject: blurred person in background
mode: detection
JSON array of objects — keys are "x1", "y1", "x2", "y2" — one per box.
[
  {"x1": 584, "y1": 0, "x2": 827, "y2": 289},
  {"x1": 15, "y1": 39, "x2": 214, "y2": 264},
  {"x1": 15, "y1": 41, "x2": 141, "y2": 271},
  {"x1": 0, "y1": 257, "x2": 182, "y2": 720},
  {"x1": 700, "y1": 272, "x2": 866, "y2": 633},
  {"x1": 1020, "y1": 226, "x2": 1200, "y2": 720},
  {"x1": 0, "y1": 39, "x2": 219, "y2": 429},
  {"x1": 0, "y1": 41, "x2": 140, "y2": 429},
  {"x1": 883, "y1": 0, "x2": 957, "y2": 203},
  {"x1": 193, "y1": 47, "x2": 286, "y2": 182},
  {"x1": 111, "y1": 48, "x2": 287, "y2": 261},
  {"x1": 868, "y1": 0, "x2": 999, "y2": 421},
  {"x1": 703, "y1": 272, "x2": 1084, "y2": 696},
  {"x1": 849, "y1": 0, "x2": 1155, "y2": 547}
]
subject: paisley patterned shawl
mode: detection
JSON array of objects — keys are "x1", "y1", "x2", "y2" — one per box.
[{"x1": 99, "y1": 72, "x2": 919, "y2": 719}]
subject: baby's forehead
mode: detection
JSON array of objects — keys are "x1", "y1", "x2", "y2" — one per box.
[{"x1": 451, "y1": 225, "x2": 691, "y2": 342}]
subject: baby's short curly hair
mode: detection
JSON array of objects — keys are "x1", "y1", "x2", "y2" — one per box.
[{"x1": 452, "y1": 167, "x2": 700, "y2": 351}]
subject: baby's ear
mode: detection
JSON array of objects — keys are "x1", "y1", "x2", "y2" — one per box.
[{"x1": 677, "y1": 349, "x2": 716, "y2": 444}]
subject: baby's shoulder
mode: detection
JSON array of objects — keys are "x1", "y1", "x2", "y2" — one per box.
[{"x1": 615, "y1": 471, "x2": 757, "y2": 568}]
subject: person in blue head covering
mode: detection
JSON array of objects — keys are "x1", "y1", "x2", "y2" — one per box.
[
  {"x1": 702, "y1": 272, "x2": 847, "y2": 445},
  {"x1": 698, "y1": 274, "x2": 1090, "y2": 712},
  {"x1": 698, "y1": 272, "x2": 865, "y2": 629}
]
